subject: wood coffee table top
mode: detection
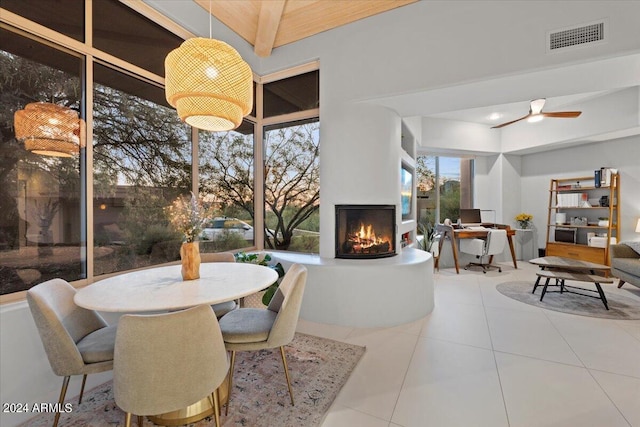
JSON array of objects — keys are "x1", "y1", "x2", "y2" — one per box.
[{"x1": 529, "y1": 256, "x2": 610, "y2": 271}]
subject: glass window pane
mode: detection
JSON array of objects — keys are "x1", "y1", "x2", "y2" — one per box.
[
  {"x1": 93, "y1": 63, "x2": 191, "y2": 276},
  {"x1": 1, "y1": 31, "x2": 84, "y2": 295},
  {"x1": 198, "y1": 121, "x2": 255, "y2": 252},
  {"x1": 93, "y1": 0, "x2": 183, "y2": 76},
  {"x1": 416, "y1": 155, "x2": 474, "y2": 225},
  {"x1": 1, "y1": 0, "x2": 84, "y2": 42},
  {"x1": 263, "y1": 70, "x2": 319, "y2": 118},
  {"x1": 263, "y1": 118, "x2": 320, "y2": 253}
]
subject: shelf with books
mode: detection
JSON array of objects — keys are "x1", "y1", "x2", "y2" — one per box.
[{"x1": 545, "y1": 173, "x2": 620, "y2": 265}]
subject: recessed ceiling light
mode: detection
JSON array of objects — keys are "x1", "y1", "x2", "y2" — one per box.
[{"x1": 488, "y1": 113, "x2": 502, "y2": 121}]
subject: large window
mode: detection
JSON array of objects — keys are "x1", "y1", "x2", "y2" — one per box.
[
  {"x1": 92, "y1": 64, "x2": 191, "y2": 276},
  {"x1": 264, "y1": 119, "x2": 320, "y2": 252},
  {"x1": 0, "y1": 3, "x2": 320, "y2": 297},
  {"x1": 416, "y1": 155, "x2": 474, "y2": 225},
  {"x1": 0, "y1": 29, "x2": 84, "y2": 295},
  {"x1": 199, "y1": 120, "x2": 256, "y2": 252}
]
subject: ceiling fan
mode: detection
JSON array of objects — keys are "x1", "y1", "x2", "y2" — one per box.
[{"x1": 491, "y1": 98, "x2": 582, "y2": 129}]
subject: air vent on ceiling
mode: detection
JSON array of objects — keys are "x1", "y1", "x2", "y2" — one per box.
[{"x1": 549, "y1": 21, "x2": 605, "y2": 51}]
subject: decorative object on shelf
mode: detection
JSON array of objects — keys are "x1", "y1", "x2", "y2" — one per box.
[
  {"x1": 599, "y1": 195, "x2": 609, "y2": 207},
  {"x1": 515, "y1": 213, "x2": 533, "y2": 229},
  {"x1": 555, "y1": 213, "x2": 567, "y2": 225},
  {"x1": 165, "y1": 192, "x2": 212, "y2": 280},
  {"x1": 164, "y1": 1, "x2": 252, "y2": 131},
  {"x1": 570, "y1": 217, "x2": 588, "y2": 226},
  {"x1": 598, "y1": 217, "x2": 609, "y2": 227},
  {"x1": 14, "y1": 102, "x2": 85, "y2": 157}
]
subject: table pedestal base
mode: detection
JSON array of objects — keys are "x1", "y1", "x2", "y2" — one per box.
[{"x1": 148, "y1": 377, "x2": 229, "y2": 426}]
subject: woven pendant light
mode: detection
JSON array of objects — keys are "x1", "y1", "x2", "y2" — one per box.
[
  {"x1": 165, "y1": 37, "x2": 253, "y2": 131},
  {"x1": 14, "y1": 102, "x2": 85, "y2": 157}
]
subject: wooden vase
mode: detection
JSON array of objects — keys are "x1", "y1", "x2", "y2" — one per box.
[{"x1": 180, "y1": 241, "x2": 201, "y2": 280}]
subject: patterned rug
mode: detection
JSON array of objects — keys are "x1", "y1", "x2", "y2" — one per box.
[
  {"x1": 21, "y1": 333, "x2": 365, "y2": 427},
  {"x1": 497, "y1": 281, "x2": 640, "y2": 319}
]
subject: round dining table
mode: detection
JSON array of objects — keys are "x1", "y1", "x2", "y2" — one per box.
[
  {"x1": 74, "y1": 262, "x2": 278, "y2": 312},
  {"x1": 74, "y1": 261, "x2": 278, "y2": 425}
]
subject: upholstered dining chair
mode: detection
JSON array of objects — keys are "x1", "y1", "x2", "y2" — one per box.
[
  {"x1": 201, "y1": 252, "x2": 238, "y2": 317},
  {"x1": 459, "y1": 228, "x2": 507, "y2": 273},
  {"x1": 218, "y1": 263, "x2": 307, "y2": 415},
  {"x1": 27, "y1": 278, "x2": 117, "y2": 427},
  {"x1": 114, "y1": 304, "x2": 229, "y2": 427}
]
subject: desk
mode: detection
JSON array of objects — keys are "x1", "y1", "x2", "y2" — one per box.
[
  {"x1": 75, "y1": 263, "x2": 277, "y2": 312},
  {"x1": 75, "y1": 262, "x2": 277, "y2": 425},
  {"x1": 434, "y1": 224, "x2": 518, "y2": 274}
]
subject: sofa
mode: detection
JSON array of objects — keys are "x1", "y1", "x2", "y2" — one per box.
[{"x1": 610, "y1": 243, "x2": 640, "y2": 289}]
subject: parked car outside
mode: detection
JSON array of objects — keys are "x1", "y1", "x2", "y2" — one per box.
[{"x1": 201, "y1": 217, "x2": 254, "y2": 241}]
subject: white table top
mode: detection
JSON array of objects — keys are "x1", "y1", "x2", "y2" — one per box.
[{"x1": 74, "y1": 262, "x2": 278, "y2": 312}]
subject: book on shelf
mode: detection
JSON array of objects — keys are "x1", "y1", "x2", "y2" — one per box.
[{"x1": 556, "y1": 192, "x2": 589, "y2": 208}]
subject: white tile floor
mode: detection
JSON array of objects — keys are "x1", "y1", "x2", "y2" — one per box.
[{"x1": 297, "y1": 262, "x2": 640, "y2": 427}]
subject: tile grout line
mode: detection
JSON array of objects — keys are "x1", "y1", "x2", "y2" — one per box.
[
  {"x1": 540, "y1": 308, "x2": 633, "y2": 426},
  {"x1": 480, "y1": 279, "x2": 512, "y2": 427}
]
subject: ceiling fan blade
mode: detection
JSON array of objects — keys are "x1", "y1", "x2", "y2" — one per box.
[
  {"x1": 491, "y1": 114, "x2": 531, "y2": 129},
  {"x1": 540, "y1": 111, "x2": 582, "y2": 118}
]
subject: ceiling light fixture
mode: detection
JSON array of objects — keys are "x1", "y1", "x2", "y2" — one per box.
[
  {"x1": 488, "y1": 113, "x2": 502, "y2": 121},
  {"x1": 164, "y1": 0, "x2": 252, "y2": 131},
  {"x1": 14, "y1": 102, "x2": 85, "y2": 157}
]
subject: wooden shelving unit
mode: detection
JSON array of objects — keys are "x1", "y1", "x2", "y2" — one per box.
[{"x1": 545, "y1": 173, "x2": 620, "y2": 265}]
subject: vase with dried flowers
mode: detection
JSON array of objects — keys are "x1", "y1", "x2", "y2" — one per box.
[{"x1": 165, "y1": 192, "x2": 211, "y2": 280}]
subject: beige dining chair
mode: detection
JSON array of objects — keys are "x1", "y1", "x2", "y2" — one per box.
[
  {"x1": 27, "y1": 278, "x2": 117, "y2": 427},
  {"x1": 114, "y1": 304, "x2": 229, "y2": 427},
  {"x1": 218, "y1": 263, "x2": 307, "y2": 414},
  {"x1": 201, "y1": 252, "x2": 238, "y2": 317}
]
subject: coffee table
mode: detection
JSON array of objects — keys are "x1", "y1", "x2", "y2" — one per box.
[{"x1": 528, "y1": 256, "x2": 612, "y2": 309}]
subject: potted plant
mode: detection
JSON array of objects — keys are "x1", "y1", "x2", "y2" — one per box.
[
  {"x1": 417, "y1": 222, "x2": 439, "y2": 257},
  {"x1": 515, "y1": 212, "x2": 533, "y2": 229},
  {"x1": 598, "y1": 217, "x2": 609, "y2": 227},
  {"x1": 234, "y1": 252, "x2": 285, "y2": 305}
]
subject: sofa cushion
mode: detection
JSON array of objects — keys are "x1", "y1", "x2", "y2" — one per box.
[{"x1": 611, "y1": 258, "x2": 640, "y2": 277}]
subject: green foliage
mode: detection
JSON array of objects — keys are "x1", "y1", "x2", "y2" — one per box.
[
  {"x1": 207, "y1": 231, "x2": 249, "y2": 252},
  {"x1": 234, "y1": 252, "x2": 286, "y2": 305},
  {"x1": 417, "y1": 222, "x2": 437, "y2": 252},
  {"x1": 288, "y1": 234, "x2": 320, "y2": 253}
]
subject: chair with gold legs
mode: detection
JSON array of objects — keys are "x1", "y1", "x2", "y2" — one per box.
[
  {"x1": 114, "y1": 305, "x2": 229, "y2": 427},
  {"x1": 218, "y1": 263, "x2": 307, "y2": 415},
  {"x1": 27, "y1": 278, "x2": 117, "y2": 427}
]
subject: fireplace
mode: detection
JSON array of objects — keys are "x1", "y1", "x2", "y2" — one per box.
[{"x1": 335, "y1": 204, "x2": 396, "y2": 259}]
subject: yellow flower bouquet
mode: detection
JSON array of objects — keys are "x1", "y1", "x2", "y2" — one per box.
[{"x1": 515, "y1": 213, "x2": 533, "y2": 229}]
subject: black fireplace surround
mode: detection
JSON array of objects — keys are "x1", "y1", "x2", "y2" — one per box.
[{"x1": 335, "y1": 204, "x2": 396, "y2": 259}]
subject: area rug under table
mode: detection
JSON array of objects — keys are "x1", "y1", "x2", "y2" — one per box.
[
  {"x1": 21, "y1": 333, "x2": 365, "y2": 427},
  {"x1": 497, "y1": 281, "x2": 640, "y2": 320}
]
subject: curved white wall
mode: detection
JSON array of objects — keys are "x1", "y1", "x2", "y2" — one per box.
[{"x1": 274, "y1": 248, "x2": 434, "y2": 328}]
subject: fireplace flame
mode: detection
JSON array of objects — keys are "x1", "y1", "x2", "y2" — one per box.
[{"x1": 349, "y1": 222, "x2": 391, "y2": 251}]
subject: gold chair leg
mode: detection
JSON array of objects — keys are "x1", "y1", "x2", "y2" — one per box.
[
  {"x1": 78, "y1": 374, "x2": 87, "y2": 404},
  {"x1": 225, "y1": 351, "x2": 236, "y2": 416},
  {"x1": 124, "y1": 412, "x2": 132, "y2": 427},
  {"x1": 138, "y1": 415, "x2": 144, "y2": 426},
  {"x1": 213, "y1": 388, "x2": 221, "y2": 427},
  {"x1": 279, "y1": 346, "x2": 294, "y2": 406},
  {"x1": 53, "y1": 376, "x2": 70, "y2": 427}
]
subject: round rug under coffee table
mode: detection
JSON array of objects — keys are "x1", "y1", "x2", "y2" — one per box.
[{"x1": 496, "y1": 281, "x2": 640, "y2": 320}]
